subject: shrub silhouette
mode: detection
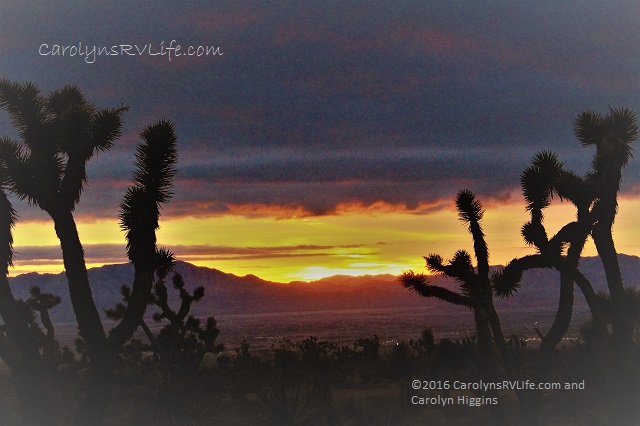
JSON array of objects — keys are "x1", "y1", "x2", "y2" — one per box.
[{"x1": 252, "y1": 373, "x2": 329, "y2": 426}]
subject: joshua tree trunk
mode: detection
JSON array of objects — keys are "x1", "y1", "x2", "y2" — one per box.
[
  {"x1": 38, "y1": 306, "x2": 57, "y2": 367},
  {"x1": 592, "y1": 224, "x2": 633, "y2": 425},
  {"x1": 108, "y1": 266, "x2": 155, "y2": 350},
  {"x1": 520, "y1": 269, "x2": 574, "y2": 426},
  {"x1": 52, "y1": 209, "x2": 112, "y2": 425},
  {"x1": 485, "y1": 304, "x2": 516, "y2": 378},
  {"x1": 474, "y1": 307, "x2": 509, "y2": 426},
  {"x1": 520, "y1": 224, "x2": 587, "y2": 426},
  {"x1": 140, "y1": 319, "x2": 162, "y2": 361}
]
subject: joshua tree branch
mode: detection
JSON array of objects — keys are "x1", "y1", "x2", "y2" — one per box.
[{"x1": 400, "y1": 271, "x2": 473, "y2": 307}]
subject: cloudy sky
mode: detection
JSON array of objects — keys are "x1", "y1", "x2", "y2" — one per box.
[{"x1": 1, "y1": 1, "x2": 639, "y2": 281}]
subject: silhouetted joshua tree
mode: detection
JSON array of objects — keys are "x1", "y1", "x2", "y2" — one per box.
[
  {"x1": 492, "y1": 107, "x2": 638, "y2": 426},
  {"x1": 24, "y1": 285, "x2": 61, "y2": 367},
  {"x1": 0, "y1": 79, "x2": 127, "y2": 423},
  {"x1": 104, "y1": 119, "x2": 178, "y2": 363},
  {"x1": 107, "y1": 269, "x2": 223, "y2": 370},
  {"x1": 489, "y1": 150, "x2": 597, "y2": 426},
  {"x1": 580, "y1": 108, "x2": 638, "y2": 425},
  {"x1": 151, "y1": 272, "x2": 224, "y2": 368},
  {"x1": 108, "y1": 120, "x2": 178, "y2": 351},
  {"x1": 401, "y1": 189, "x2": 510, "y2": 426},
  {"x1": 0, "y1": 80, "x2": 179, "y2": 425}
]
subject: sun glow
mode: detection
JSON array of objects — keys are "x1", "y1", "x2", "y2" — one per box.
[{"x1": 9, "y1": 197, "x2": 640, "y2": 282}]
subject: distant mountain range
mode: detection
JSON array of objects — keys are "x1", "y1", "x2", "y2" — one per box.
[{"x1": 7, "y1": 254, "x2": 640, "y2": 323}]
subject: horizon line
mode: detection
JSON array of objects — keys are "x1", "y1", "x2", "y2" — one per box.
[{"x1": 8, "y1": 253, "x2": 638, "y2": 284}]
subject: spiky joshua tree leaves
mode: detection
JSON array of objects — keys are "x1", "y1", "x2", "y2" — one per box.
[
  {"x1": 401, "y1": 191, "x2": 493, "y2": 304},
  {"x1": 401, "y1": 190, "x2": 511, "y2": 426}
]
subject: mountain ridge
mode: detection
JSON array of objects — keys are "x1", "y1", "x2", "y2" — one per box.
[{"x1": 7, "y1": 254, "x2": 640, "y2": 323}]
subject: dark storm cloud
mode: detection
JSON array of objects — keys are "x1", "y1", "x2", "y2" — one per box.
[{"x1": 1, "y1": 1, "x2": 638, "y2": 219}]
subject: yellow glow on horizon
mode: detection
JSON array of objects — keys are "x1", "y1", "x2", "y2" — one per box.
[
  {"x1": 13, "y1": 219, "x2": 123, "y2": 245},
  {"x1": 9, "y1": 197, "x2": 640, "y2": 282}
]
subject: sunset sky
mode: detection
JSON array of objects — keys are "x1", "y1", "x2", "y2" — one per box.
[{"x1": 1, "y1": 1, "x2": 639, "y2": 282}]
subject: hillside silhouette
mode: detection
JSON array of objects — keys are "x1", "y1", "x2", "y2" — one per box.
[{"x1": 8, "y1": 254, "x2": 639, "y2": 322}]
